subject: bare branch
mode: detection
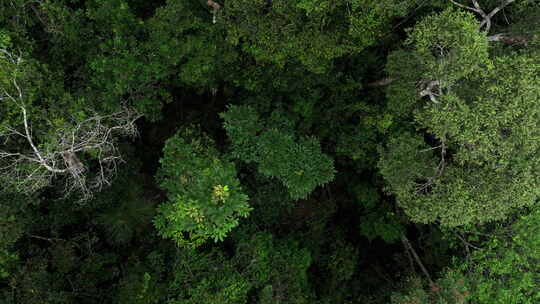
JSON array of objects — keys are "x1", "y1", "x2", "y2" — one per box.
[
  {"x1": 20, "y1": 105, "x2": 65, "y2": 173},
  {"x1": 449, "y1": 0, "x2": 482, "y2": 14},
  {"x1": 207, "y1": 0, "x2": 221, "y2": 24},
  {"x1": 416, "y1": 139, "x2": 446, "y2": 193},
  {"x1": 455, "y1": 232, "x2": 482, "y2": 250},
  {"x1": 0, "y1": 48, "x2": 141, "y2": 200},
  {"x1": 479, "y1": 0, "x2": 515, "y2": 31},
  {"x1": 367, "y1": 77, "x2": 396, "y2": 87},
  {"x1": 401, "y1": 235, "x2": 436, "y2": 287},
  {"x1": 487, "y1": 33, "x2": 529, "y2": 45},
  {"x1": 419, "y1": 80, "x2": 441, "y2": 103},
  {"x1": 450, "y1": 0, "x2": 516, "y2": 33}
]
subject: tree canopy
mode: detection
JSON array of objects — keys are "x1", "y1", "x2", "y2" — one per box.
[{"x1": 1, "y1": 0, "x2": 539, "y2": 303}]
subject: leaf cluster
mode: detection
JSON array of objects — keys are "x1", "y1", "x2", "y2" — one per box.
[
  {"x1": 221, "y1": 105, "x2": 335, "y2": 199},
  {"x1": 154, "y1": 129, "x2": 251, "y2": 247}
]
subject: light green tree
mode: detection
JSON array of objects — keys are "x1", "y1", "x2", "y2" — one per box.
[
  {"x1": 391, "y1": 208, "x2": 540, "y2": 304},
  {"x1": 153, "y1": 129, "x2": 251, "y2": 247},
  {"x1": 462, "y1": 208, "x2": 540, "y2": 303},
  {"x1": 379, "y1": 8, "x2": 540, "y2": 226}
]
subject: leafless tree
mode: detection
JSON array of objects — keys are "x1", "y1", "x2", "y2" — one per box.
[{"x1": 0, "y1": 48, "x2": 140, "y2": 201}]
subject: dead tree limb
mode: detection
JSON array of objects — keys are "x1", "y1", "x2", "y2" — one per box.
[
  {"x1": 416, "y1": 139, "x2": 446, "y2": 193},
  {"x1": 419, "y1": 80, "x2": 442, "y2": 104},
  {"x1": 0, "y1": 48, "x2": 140, "y2": 200},
  {"x1": 207, "y1": 0, "x2": 221, "y2": 24},
  {"x1": 401, "y1": 234, "x2": 435, "y2": 287},
  {"x1": 367, "y1": 77, "x2": 396, "y2": 87},
  {"x1": 450, "y1": 0, "x2": 516, "y2": 32},
  {"x1": 487, "y1": 33, "x2": 530, "y2": 45},
  {"x1": 479, "y1": 0, "x2": 515, "y2": 31}
]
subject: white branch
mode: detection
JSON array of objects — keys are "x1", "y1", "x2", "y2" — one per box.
[
  {"x1": 450, "y1": 0, "x2": 482, "y2": 14},
  {"x1": 0, "y1": 47, "x2": 140, "y2": 200},
  {"x1": 450, "y1": 0, "x2": 516, "y2": 33},
  {"x1": 479, "y1": 0, "x2": 515, "y2": 31},
  {"x1": 20, "y1": 105, "x2": 66, "y2": 173},
  {"x1": 487, "y1": 32, "x2": 529, "y2": 45},
  {"x1": 419, "y1": 80, "x2": 441, "y2": 103}
]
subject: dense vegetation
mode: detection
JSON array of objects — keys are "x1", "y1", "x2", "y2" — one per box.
[{"x1": 1, "y1": 0, "x2": 539, "y2": 303}]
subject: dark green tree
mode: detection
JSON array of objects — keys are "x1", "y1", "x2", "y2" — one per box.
[
  {"x1": 222, "y1": 0, "x2": 417, "y2": 73},
  {"x1": 221, "y1": 105, "x2": 335, "y2": 199}
]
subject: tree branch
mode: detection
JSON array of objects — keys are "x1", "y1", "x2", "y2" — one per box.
[
  {"x1": 416, "y1": 139, "x2": 446, "y2": 193},
  {"x1": 401, "y1": 235, "x2": 435, "y2": 287},
  {"x1": 367, "y1": 77, "x2": 396, "y2": 87},
  {"x1": 450, "y1": 0, "x2": 516, "y2": 32},
  {"x1": 479, "y1": 0, "x2": 515, "y2": 31},
  {"x1": 487, "y1": 33, "x2": 529, "y2": 45},
  {"x1": 0, "y1": 48, "x2": 140, "y2": 200},
  {"x1": 20, "y1": 105, "x2": 66, "y2": 174},
  {"x1": 419, "y1": 80, "x2": 441, "y2": 103},
  {"x1": 207, "y1": 0, "x2": 221, "y2": 24},
  {"x1": 449, "y1": 0, "x2": 482, "y2": 14}
]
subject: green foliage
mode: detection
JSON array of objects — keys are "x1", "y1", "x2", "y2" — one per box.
[
  {"x1": 0, "y1": 42, "x2": 35, "y2": 127},
  {"x1": 352, "y1": 182, "x2": 405, "y2": 243},
  {"x1": 463, "y1": 209, "x2": 540, "y2": 304},
  {"x1": 2, "y1": 234, "x2": 121, "y2": 304},
  {"x1": 0, "y1": 250, "x2": 17, "y2": 279},
  {"x1": 403, "y1": 8, "x2": 489, "y2": 83},
  {"x1": 1, "y1": 256, "x2": 73, "y2": 304},
  {"x1": 314, "y1": 234, "x2": 359, "y2": 303},
  {"x1": 40, "y1": 0, "x2": 235, "y2": 119},
  {"x1": 164, "y1": 248, "x2": 250, "y2": 304},
  {"x1": 115, "y1": 253, "x2": 167, "y2": 304},
  {"x1": 220, "y1": 105, "x2": 262, "y2": 162},
  {"x1": 242, "y1": 176, "x2": 295, "y2": 231},
  {"x1": 147, "y1": 0, "x2": 238, "y2": 88},
  {"x1": 0, "y1": 29, "x2": 10, "y2": 48},
  {"x1": 380, "y1": 9, "x2": 540, "y2": 227},
  {"x1": 0, "y1": 1, "x2": 43, "y2": 46},
  {"x1": 360, "y1": 208, "x2": 403, "y2": 243},
  {"x1": 95, "y1": 166, "x2": 155, "y2": 245},
  {"x1": 394, "y1": 208, "x2": 540, "y2": 303},
  {"x1": 2, "y1": 0, "x2": 539, "y2": 303},
  {"x1": 257, "y1": 131, "x2": 334, "y2": 199},
  {"x1": 115, "y1": 232, "x2": 314, "y2": 304},
  {"x1": 378, "y1": 132, "x2": 438, "y2": 215},
  {"x1": 233, "y1": 232, "x2": 315, "y2": 304},
  {"x1": 221, "y1": 105, "x2": 335, "y2": 199},
  {"x1": 83, "y1": 0, "x2": 169, "y2": 118},
  {"x1": 385, "y1": 8, "x2": 490, "y2": 118},
  {"x1": 223, "y1": 0, "x2": 415, "y2": 73},
  {"x1": 0, "y1": 194, "x2": 27, "y2": 280},
  {"x1": 154, "y1": 129, "x2": 251, "y2": 247},
  {"x1": 391, "y1": 271, "x2": 470, "y2": 304}
]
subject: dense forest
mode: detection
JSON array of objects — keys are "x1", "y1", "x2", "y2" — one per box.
[{"x1": 0, "y1": 0, "x2": 539, "y2": 303}]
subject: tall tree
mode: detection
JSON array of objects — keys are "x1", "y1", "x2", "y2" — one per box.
[
  {"x1": 154, "y1": 128, "x2": 251, "y2": 247},
  {"x1": 379, "y1": 8, "x2": 540, "y2": 226},
  {"x1": 0, "y1": 38, "x2": 139, "y2": 200}
]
